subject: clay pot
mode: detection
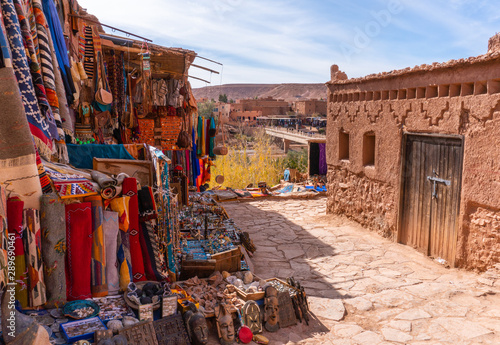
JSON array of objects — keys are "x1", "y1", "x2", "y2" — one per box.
[{"x1": 213, "y1": 145, "x2": 228, "y2": 156}]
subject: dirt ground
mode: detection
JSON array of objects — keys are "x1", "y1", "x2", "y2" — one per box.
[{"x1": 207, "y1": 196, "x2": 500, "y2": 345}]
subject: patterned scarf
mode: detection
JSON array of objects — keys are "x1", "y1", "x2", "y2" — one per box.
[{"x1": 1, "y1": 0, "x2": 54, "y2": 156}]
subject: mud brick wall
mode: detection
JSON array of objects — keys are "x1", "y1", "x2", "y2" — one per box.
[{"x1": 326, "y1": 36, "x2": 500, "y2": 270}]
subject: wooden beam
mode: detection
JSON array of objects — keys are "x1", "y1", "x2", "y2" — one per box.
[{"x1": 191, "y1": 63, "x2": 220, "y2": 74}]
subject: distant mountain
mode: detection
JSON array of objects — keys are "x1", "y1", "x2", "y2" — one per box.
[{"x1": 192, "y1": 83, "x2": 327, "y2": 102}]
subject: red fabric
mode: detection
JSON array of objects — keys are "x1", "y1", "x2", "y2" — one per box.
[
  {"x1": 65, "y1": 202, "x2": 93, "y2": 301},
  {"x1": 7, "y1": 197, "x2": 28, "y2": 307},
  {"x1": 122, "y1": 178, "x2": 147, "y2": 282}
]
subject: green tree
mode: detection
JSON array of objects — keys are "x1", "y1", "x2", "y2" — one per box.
[
  {"x1": 198, "y1": 100, "x2": 216, "y2": 117},
  {"x1": 219, "y1": 94, "x2": 228, "y2": 103}
]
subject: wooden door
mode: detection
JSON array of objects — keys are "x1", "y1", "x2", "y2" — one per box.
[{"x1": 399, "y1": 134, "x2": 463, "y2": 266}]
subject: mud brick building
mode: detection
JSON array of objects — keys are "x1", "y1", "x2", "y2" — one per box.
[
  {"x1": 293, "y1": 99, "x2": 327, "y2": 116},
  {"x1": 326, "y1": 35, "x2": 500, "y2": 270}
]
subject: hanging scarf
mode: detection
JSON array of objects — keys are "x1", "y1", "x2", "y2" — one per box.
[
  {"x1": 42, "y1": 0, "x2": 74, "y2": 104},
  {"x1": 32, "y1": 0, "x2": 64, "y2": 141},
  {"x1": 82, "y1": 23, "x2": 94, "y2": 79},
  {"x1": 49, "y1": 22, "x2": 73, "y2": 140},
  {"x1": 209, "y1": 117, "x2": 215, "y2": 158},
  {"x1": 14, "y1": 0, "x2": 58, "y2": 140},
  {"x1": 1, "y1": 0, "x2": 54, "y2": 156},
  {"x1": 23, "y1": 208, "x2": 47, "y2": 307}
]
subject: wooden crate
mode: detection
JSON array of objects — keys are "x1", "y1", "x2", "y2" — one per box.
[
  {"x1": 180, "y1": 247, "x2": 241, "y2": 280},
  {"x1": 213, "y1": 247, "x2": 241, "y2": 273},
  {"x1": 234, "y1": 275, "x2": 265, "y2": 301},
  {"x1": 180, "y1": 259, "x2": 216, "y2": 280}
]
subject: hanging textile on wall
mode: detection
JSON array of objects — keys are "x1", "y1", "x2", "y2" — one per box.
[
  {"x1": 122, "y1": 178, "x2": 147, "y2": 282},
  {"x1": 1, "y1": 0, "x2": 54, "y2": 156},
  {"x1": 40, "y1": 194, "x2": 67, "y2": 306},
  {"x1": 65, "y1": 202, "x2": 92, "y2": 301},
  {"x1": 7, "y1": 196, "x2": 28, "y2": 307},
  {"x1": 103, "y1": 210, "x2": 119, "y2": 295},
  {"x1": 23, "y1": 208, "x2": 47, "y2": 307},
  {"x1": 109, "y1": 196, "x2": 132, "y2": 291},
  {"x1": 84, "y1": 195, "x2": 107, "y2": 297}
]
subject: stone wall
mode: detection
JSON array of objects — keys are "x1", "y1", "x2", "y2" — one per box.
[
  {"x1": 460, "y1": 205, "x2": 500, "y2": 271},
  {"x1": 327, "y1": 166, "x2": 396, "y2": 238}
]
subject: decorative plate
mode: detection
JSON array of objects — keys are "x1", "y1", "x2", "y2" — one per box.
[{"x1": 63, "y1": 300, "x2": 100, "y2": 320}]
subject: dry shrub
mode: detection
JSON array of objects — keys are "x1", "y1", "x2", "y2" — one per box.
[{"x1": 211, "y1": 130, "x2": 283, "y2": 189}]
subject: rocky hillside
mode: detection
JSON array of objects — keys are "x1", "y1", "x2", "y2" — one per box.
[{"x1": 193, "y1": 83, "x2": 327, "y2": 102}]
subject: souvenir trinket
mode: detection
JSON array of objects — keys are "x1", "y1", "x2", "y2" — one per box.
[
  {"x1": 183, "y1": 302, "x2": 209, "y2": 345},
  {"x1": 153, "y1": 314, "x2": 190, "y2": 345},
  {"x1": 118, "y1": 321, "x2": 159, "y2": 345},
  {"x1": 263, "y1": 286, "x2": 279, "y2": 332},
  {"x1": 215, "y1": 303, "x2": 235, "y2": 345},
  {"x1": 242, "y1": 301, "x2": 262, "y2": 334},
  {"x1": 278, "y1": 291, "x2": 297, "y2": 328}
]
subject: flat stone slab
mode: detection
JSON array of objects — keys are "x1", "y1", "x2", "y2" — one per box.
[
  {"x1": 308, "y1": 296, "x2": 345, "y2": 321},
  {"x1": 333, "y1": 324, "x2": 364, "y2": 338},
  {"x1": 432, "y1": 317, "x2": 493, "y2": 339},
  {"x1": 351, "y1": 331, "x2": 383, "y2": 345},
  {"x1": 423, "y1": 299, "x2": 468, "y2": 317},
  {"x1": 381, "y1": 327, "x2": 413, "y2": 343},
  {"x1": 388, "y1": 320, "x2": 412, "y2": 332},
  {"x1": 343, "y1": 296, "x2": 373, "y2": 311},
  {"x1": 395, "y1": 308, "x2": 432, "y2": 320}
]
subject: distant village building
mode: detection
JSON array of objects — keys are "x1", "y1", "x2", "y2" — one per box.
[
  {"x1": 293, "y1": 99, "x2": 327, "y2": 116},
  {"x1": 233, "y1": 97, "x2": 290, "y2": 116},
  {"x1": 326, "y1": 35, "x2": 500, "y2": 271}
]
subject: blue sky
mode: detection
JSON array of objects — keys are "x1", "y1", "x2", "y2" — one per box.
[{"x1": 79, "y1": 0, "x2": 500, "y2": 88}]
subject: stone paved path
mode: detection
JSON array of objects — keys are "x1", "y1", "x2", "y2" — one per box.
[{"x1": 220, "y1": 196, "x2": 500, "y2": 345}]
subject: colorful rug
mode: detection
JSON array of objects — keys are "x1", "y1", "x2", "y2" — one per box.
[
  {"x1": 44, "y1": 165, "x2": 97, "y2": 199},
  {"x1": 65, "y1": 202, "x2": 92, "y2": 301},
  {"x1": 103, "y1": 210, "x2": 119, "y2": 295},
  {"x1": 23, "y1": 208, "x2": 47, "y2": 307},
  {"x1": 1, "y1": 0, "x2": 53, "y2": 156},
  {"x1": 0, "y1": 66, "x2": 42, "y2": 209},
  {"x1": 84, "y1": 195, "x2": 107, "y2": 297},
  {"x1": 40, "y1": 194, "x2": 67, "y2": 306},
  {"x1": 101, "y1": 185, "x2": 122, "y2": 200},
  {"x1": 7, "y1": 196, "x2": 28, "y2": 308},
  {"x1": 36, "y1": 148, "x2": 52, "y2": 194},
  {"x1": 109, "y1": 196, "x2": 132, "y2": 291},
  {"x1": 122, "y1": 178, "x2": 147, "y2": 282},
  {"x1": 0, "y1": 186, "x2": 7, "y2": 290}
]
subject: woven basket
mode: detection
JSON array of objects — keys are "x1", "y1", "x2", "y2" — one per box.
[{"x1": 123, "y1": 281, "x2": 162, "y2": 311}]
